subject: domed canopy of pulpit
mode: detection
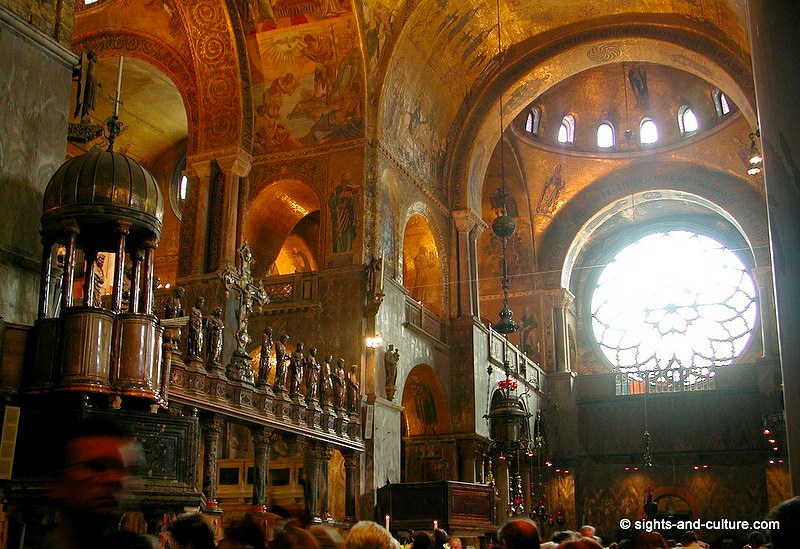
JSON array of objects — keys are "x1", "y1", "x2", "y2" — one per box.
[{"x1": 42, "y1": 148, "x2": 164, "y2": 241}]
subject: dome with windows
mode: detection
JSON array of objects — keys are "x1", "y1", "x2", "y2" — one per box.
[{"x1": 512, "y1": 63, "x2": 736, "y2": 153}]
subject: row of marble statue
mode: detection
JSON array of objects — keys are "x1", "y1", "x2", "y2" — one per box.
[
  {"x1": 163, "y1": 289, "x2": 361, "y2": 415},
  {"x1": 260, "y1": 329, "x2": 361, "y2": 415}
]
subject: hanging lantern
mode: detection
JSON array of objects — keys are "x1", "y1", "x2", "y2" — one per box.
[{"x1": 486, "y1": 370, "x2": 529, "y2": 453}]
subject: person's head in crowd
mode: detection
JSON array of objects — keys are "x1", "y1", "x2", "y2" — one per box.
[
  {"x1": 433, "y1": 529, "x2": 448, "y2": 549},
  {"x1": 745, "y1": 530, "x2": 766, "y2": 549},
  {"x1": 309, "y1": 525, "x2": 346, "y2": 549},
  {"x1": 346, "y1": 520, "x2": 394, "y2": 549},
  {"x1": 48, "y1": 416, "x2": 139, "y2": 520},
  {"x1": 617, "y1": 539, "x2": 634, "y2": 549},
  {"x1": 632, "y1": 531, "x2": 667, "y2": 549},
  {"x1": 542, "y1": 531, "x2": 577, "y2": 549},
  {"x1": 167, "y1": 514, "x2": 216, "y2": 549},
  {"x1": 664, "y1": 540, "x2": 677, "y2": 548},
  {"x1": 552, "y1": 532, "x2": 579, "y2": 544},
  {"x1": 450, "y1": 537, "x2": 463, "y2": 549},
  {"x1": 44, "y1": 415, "x2": 147, "y2": 549},
  {"x1": 498, "y1": 518, "x2": 541, "y2": 549},
  {"x1": 219, "y1": 514, "x2": 268, "y2": 549},
  {"x1": 411, "y1": 532, "x2": 432, "y2": 549},
  {"x1": 558, "y1": 539, "x2": 604, "y2": 549},
  {"x1": 766, "y1": 496, "x2": 800, "y2": 549},
  {"x1": 680, "y1": 532, "x2": 698, "y2": 546},
  {"x1": 579, "y1": 527, "x2": 596, "y2": 539}
]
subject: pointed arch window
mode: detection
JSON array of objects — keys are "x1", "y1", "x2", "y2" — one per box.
[
  {"x1": 678, "y1": 105, "x2": 699, "y2": 135},
  {"x1": 640, "y1": 118, "x2": 658, "y2": 145},
  {"x1": 597, "y1": 122, "x2": 615, "y2": 148},
  {"x1": 525, "y1": 106, "x2": 541, "y2": 135},
  {"x1": 713, "y1": 89, "x2": 731, "y2": 117},
  {"x1": 558, "y1": 114, "x2": 575, "y2": 144}
]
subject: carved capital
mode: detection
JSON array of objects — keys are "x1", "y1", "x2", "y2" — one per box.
[
  {"x1": 343, "y1": 452, "x2": 360, "y2": 470},
  {"x1": 201, "y1": 415, "x2": 224, "y2": 438},
  {"x1": 115, "y1": 221, "x2": 132, "y2": 236},
  {"x1": 250, "y1": 426, "x2": 274, "y2": 448},
  {"x1": 452, "y1": 209, "x2": 488, "y2": 234}
]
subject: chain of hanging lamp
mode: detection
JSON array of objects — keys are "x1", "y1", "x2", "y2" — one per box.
[{"x1": 491, "y1": 0, "x2": 519, "y2": 336}]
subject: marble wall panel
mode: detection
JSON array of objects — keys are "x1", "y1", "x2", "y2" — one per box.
[{"x1": 0, "y1": 15, "x2": 73, "y2": 324}]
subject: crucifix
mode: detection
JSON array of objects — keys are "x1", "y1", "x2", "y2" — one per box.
[{"x1": 220, "y1": 242, "x2": 269, "y2": 384}]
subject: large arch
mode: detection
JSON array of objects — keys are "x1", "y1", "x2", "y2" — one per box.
[
  {"x1": 401, "y1": 203, "x2": 449, "y2": 316},
  {"x1": 401, "y1": 363, "x2": 453, "y2": 436},
  {"x1": 538, "y1": 160, "x2": 770, "y2": 286},
  {"x1": 245, "y1": 178, "x2": 322, "y2": 276},
  {"x1": 444, "y1": 18, "x2": 756, "y2": 211},
  {"x1": 75, "y1": 0, "x2": 248, "y2": 156}
]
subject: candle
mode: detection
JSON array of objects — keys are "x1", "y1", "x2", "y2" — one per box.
[
  {"x1": 377, "y1": 255, "x2": 384, "y2": 291},
  {"x1": 433, "y1": 520, "x2": 438, "y2": 530},
  {"x1": 385, "y1": 514, "x2": 390, "y2": 530}
]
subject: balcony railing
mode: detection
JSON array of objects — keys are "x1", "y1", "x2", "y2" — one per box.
[
  {"x1": 404, "y1": 297, "x2": 445, "y2": 342},
  {"x1": 615, "y1": 366, "x2": 716, "y2": 395},
  {"x1": 263, "y1": 272, "x2": 318, "y2": 305},
  {"x1": 487, "y1": 325, "x2": 546, "y2": 394}
]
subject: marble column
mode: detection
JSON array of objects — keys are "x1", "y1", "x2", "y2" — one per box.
[
  {"x1": 457, "y1": 439, "x2": 479, "y2": 482},
  {"x1": 111, "y1": 222, "x2": 130, "y2": 313},
  {"x1": 182, "y1": 152, "x2": 251, "y2": 276},
  {"x1": 343, "y1": 451, "x2": 359, "y2": 522},
  {"x1": 752, "y1": 265, "x2": 779, "y2": 358},
  {"x1": 544, "y1": 289, "x2": 574, "y2": 373},
  {"x1": 213, "y1": 153, "x2": 252, "y2": 266},
  {"x1": 303, "y1": 440, "x2": 322, "y2": 521},
  {"x1": 496, "y1": 457, "x2": 510, "y2": 522},
  {"x1": 37, "y1": 235, "x2": 54, "y2": 319},
  {"x1": 452, "y1": 210, "x2": 488, "y2": 318},
  {"x1": 520, "y1": 466, "x2": 532, "y2": 516},
  {"x1": 129, "y1": 249, "x2": 144, "y2": 313},
  {"x1": 60, "y1": 223, "x2": 79, "y2": 310},
  {"x1": 747, "y1": 0, "x2": 800, "y2": 494},
  {"x1": 318, "y1": 445, "x2": 333, "y2": 520},
  {"x1": 201, "y1": 415, "x2": 224, "y2": 512},
  {"x1": 250, "y1": 427, "x2": 272, "y2": 512},
  {"x1": 142, "y1": 238, "x2": 157, "y2": 316}
]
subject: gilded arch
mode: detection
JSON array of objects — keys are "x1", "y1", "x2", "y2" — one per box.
[
  {"x1": 445, "y1": 18, "x2": 756, "y2": 212},
  {"x1": 401, "y1": 202, "x2": 450, "y2": 315},
  {"x1": 75, "y1": 0, "x2": 247, "y2": 156}
]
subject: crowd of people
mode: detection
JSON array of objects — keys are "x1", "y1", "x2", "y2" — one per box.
[{"x1": 24, "y1": 415, "x2": 800, "y2": 549}]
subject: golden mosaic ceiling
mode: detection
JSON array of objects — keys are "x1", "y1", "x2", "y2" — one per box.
[{"x1": 73, "y1": 0, "x2": 753, "y2": 191}]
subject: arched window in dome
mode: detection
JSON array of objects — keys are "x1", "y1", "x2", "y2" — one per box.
[
  {"x1": 640, "y1": 118, "x2": 659, "y2": 145},
  {"x1": 678, "y1": 105, "x2": 699, "y2": 135},
  {"x1": 558, "y1": 114, "x2": 575, "y2": 144},
  {"x1": 678, "y1": 105, "x2": 700, "y2": 136},
  {"x1": 713, "y1": 89, "x2": 731, "y2": 117},
  {"x1": 597, "y1": 122, "x2": 615, "y2": 148},
  {"x1": 525, "y1": 106, "x2": 541, "y2": 135}
]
